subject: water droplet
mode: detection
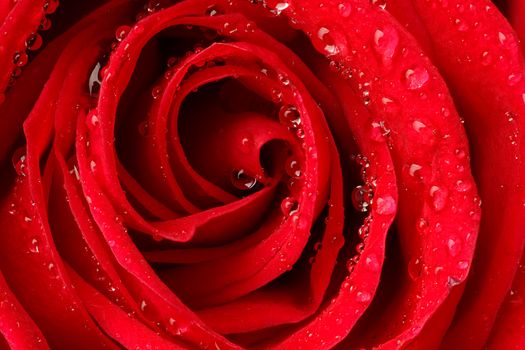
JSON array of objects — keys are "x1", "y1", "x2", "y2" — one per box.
[
  {"x1": 508, "y1": 73, "x2": 522, "y2": 86},
  {"x1": 90, "y1": 160, "x2": 97, "y2": 172},
  {"x1": 12, "y1": 148, "x2": 27, "y2": 176},
  {"x1": 447, "y1": 237, "x2": 461, "y2": 257},
  {"x1": 376, "y1": 195, "x2": 396, "y2": 215},
  {"x1": 352, "y1": 185, "x2": 373, "y2": 212},
  {"x1": 205, "y1": 5, "x2": 224, "y2": 16},
  {"x1": 408, "y1": 257, "x2": 422, "y2": 280},
  {"x1": 480, "y1": 51, "x2": 492, "y2": 66},
  {"x1": 140, "y1": 300, "x2": 147, "y2": 311},
  {"x1": 29, "y1": 238, "x2": 40, "y2": 253},
  {"x1": 280, "y1": 197, "x2": 299, "y2": 216},
  {"x1": 13, "y1": 51, "x2": 28, "y2": 67},
  {"x1": 458, "y1": 260, "x2": 469, "y2": 270},
  {"x1": 317, "y1": 27, "x2": 339, "y2": 55},
  {"x1": 115, "y1": 25, "x2": 130, "y2": 42},
  {"x1": 138, "y1": 121, "x2": 149, "y2": 136},
  {"x1": 365, "y1": 254, "x2": 380, "y2": 271},
  {"x1": 271, "y1": 1, "x2": 289, "y2": 14},
  {"x1": 356, "y1": 291, "x2": 371, "y2": 302},
  {"x1": 404, "y1": 67, "x2": 429, "y2": 90},
  {"x1": 454, "y1": 18, "x2": 469, "y2": 32},
  {"x1": 270, "y1": 89, "x2": 282, "y2": 103},
  {"x1": 417, "y1": 217, "x2": 429, "y2": 232},
  {"x1": 43, "y1": 0, "x2": 59, "y2": 14},
  {"x1": 89, "y1": 114, "x2": 99, "y2": 127},
  {"x1": 25, "y1": 33, "x2": 43, "y2": 51},
  {"x1": 455, "y1": 180, "x2": 471, "y2": 192},
  {"x1": 447, "y1": 276, "x2": 462, "y2": 287},
  {"x1": 285, "y1": 157, "x2": 301, "y2": 178},
  {"x1": 231, "y1": 169, "x2": 258, "y2": 190},
  {"x1": 430, "y1": 185, "x2": 448, "y2": 211},
  {"x1": 373, "y1": 27, "x2": 398, "y2": 67},
  {"x1": 278, "y1": 104, "x2": 301, "y2": 129},
  {"x1": 498, "y1": 32, "x2": 507, "y2": 45},
  {"x1": 408, "y1": 163, "x2": 422, "y2": 177},
  {"x1": 39, "y1": 17, "x2": 52, "y2": 31},
  {"x1": 151, "y1": 86, "x2": 162, "y2": 99},
  {"x1": 337, "y1": 2, "x2": 352, "y2": 17},
  {"x1": 371, "y1": 0, "x2": 387, "y2": 9}
]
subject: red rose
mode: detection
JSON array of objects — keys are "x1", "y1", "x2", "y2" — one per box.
[{"x1": 0, "y1": 0, "x2": 523, "y2": 349}]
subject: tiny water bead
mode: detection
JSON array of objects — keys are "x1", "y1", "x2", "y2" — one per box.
[{"x1": 231, "y1": 169, "x2": 258, "y2": 190}]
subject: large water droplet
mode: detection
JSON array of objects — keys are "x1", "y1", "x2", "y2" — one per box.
[
  {"x1": 231, "y1": 169, "x2": 258, "y2": 190},
  {"x1": 25, "y1": 33, "x2": 43, "y2": 51},
  {"x1": 115, "y1": 25, "x2": 131, "y2": 42},
  {"x1": 352, "y1": 185, "x2": 373, "y2": 212},
  {"x1": 279, "y1": 104, "x2": 301, "y2": 129}
]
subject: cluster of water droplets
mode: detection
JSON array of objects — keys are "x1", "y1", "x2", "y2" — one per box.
[{"x1": 7, "y1": 0, "x2": 57, "y2": 91}]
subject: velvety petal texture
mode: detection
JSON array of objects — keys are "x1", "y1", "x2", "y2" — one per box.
[{"x1": 0, "y1": 0, "x2": 522, "y2": 349}]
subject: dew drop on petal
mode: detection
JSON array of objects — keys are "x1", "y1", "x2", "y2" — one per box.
[
  {"x1": 376, "y1": 195, "x2": 396, "y2": 215},
  {"x1": 365, "y1": 254, "x2": 380, "y2": 271},
  {"x1": 408, "y1": 257, "x2": 422, "y2": 280},
  {"x1": 25, "y1": 33, "x2": 43, "y2": 51},
  {"x1": 43, "y1": 0, "x2": 59, "y2": 14},
  {"x1": 279, "y1": 105, "x2": 301, "y2": 129},
  {"x1": 430, "y1": 185, "x2": 448, "y2": 211},
  {"x1": 115, "y1": 25, "x2": 131, "y2": 42},
  {"x1": 13, "y1": 51, "x2": 28, "y2": 67},
  {"x1": 356, "y1": 291, "x2": 371, "y2": 302},
  {"x1": 447, "y1": 236, "x2": 461, "y2": 257},
  {"x1": 231, "y1": 169, "x2": 258, "y2": 190},
  {"x1": 281, "y1": 197, "x2": 299, "y2": 216},
  {"x1": 404, "y1": 67, "x2": 429, "y2": 90}
]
